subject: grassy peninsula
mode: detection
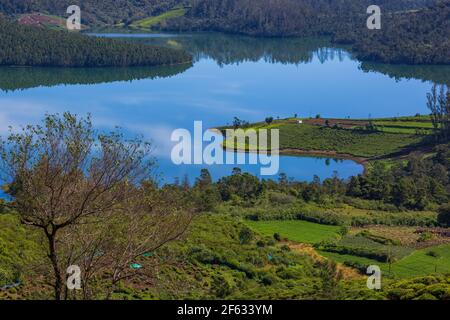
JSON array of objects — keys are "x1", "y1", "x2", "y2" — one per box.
[{"x1": 220, "y1": 115, "x2": 434, "y2": 164}]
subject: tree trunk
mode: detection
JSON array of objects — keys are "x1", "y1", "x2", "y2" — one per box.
[{"x1": 46, "y1": 229, "x2": 63, "y2": 300}]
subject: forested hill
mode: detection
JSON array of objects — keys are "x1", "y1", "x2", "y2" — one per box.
[
  {"x1": 165, "y1": 0, "x2": 436, "y2": 36},
  {"x1": 0, "y1": 0, "x2": 189, "y2": 26},
  {"x1": 0, "y1": 18, "x2": 191, "y2": 67},
  {"x1": 336, "y1": 1, "x2": 450, "y2": 64},
  {"x1": 164, "y1": 0, "x2": 449, "y2": 65}
]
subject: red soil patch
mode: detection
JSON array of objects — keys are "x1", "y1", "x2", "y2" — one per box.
[{"x1": 18, "y1": 13, "x2": 64, "y2": 28}]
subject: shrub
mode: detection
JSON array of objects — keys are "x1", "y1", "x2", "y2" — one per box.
[
  {"x1": 338, "y1": 226, "x2": 349, "y2": 236},
  {"x1": 268, "y1": 192, "x2": 296, "y2": 205},
  {"x1": 239, "y1": 227, "x2": 253, "y2": 245},
  {"x1": 273, "y1": 233, "x2": 281, "y2": 242},
  {"x1": 417, "y1": 232, "x2": 433, "y2": 243},
  {"x1": 426, "y1": 251, "x2": 440, "y2": 258},
  {"x1": 437, "y1": 203, "x2": 450, "y2": 227},
  {"x1": 212, "y1": 274, "x2": 233, "y2": 298},
  {"x1": 256, "y1": 240, "x2": 265, "y2": 247},
  {"x1": 260, "y1": 275, "x2": 275, "y2": 286}
]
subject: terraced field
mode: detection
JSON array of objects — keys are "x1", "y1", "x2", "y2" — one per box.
[
  {"x1": 321, "y1": 244, "x2": 450, "y2": 278},
  {"x1": 247, "y1": 219, "x2": 450, "y2": 279}
]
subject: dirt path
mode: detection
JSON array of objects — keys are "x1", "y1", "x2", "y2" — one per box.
[{"x1": 287, "y1": 242, "x2": 363, "y2": 280}]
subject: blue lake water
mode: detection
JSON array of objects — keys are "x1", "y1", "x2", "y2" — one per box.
[{"x1": 0, "y1": 33, "x2": 449, "y2": 184}]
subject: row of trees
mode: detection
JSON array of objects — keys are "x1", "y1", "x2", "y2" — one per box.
[{"x1": 0, "y1": 17, "x2": 191, "y2": 67}]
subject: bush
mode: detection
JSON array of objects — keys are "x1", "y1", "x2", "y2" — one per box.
[
  {"x1": 239, "y1": 227, "x2": 253, "y2": 245},
  {"x1": 426, "y1": 251, "x2": 440, "y2": 258},
  {"x1": 338, "y1": 226, "x2": 349, "y2": 236},
  {"x1": 417, "y1": 232, "x2": 433, "y2": 243},
  {"x1": 437, "y1": 204, "x2": 450, "y2": 227},
  {"x1": 273, "y1": 233, "x2": 281, "y2": 242},
  {"x1": 256, "y1": 240, "x2": 265, "y2": 247},
  {"x1": 268, "y1": 192, "x2": 296, "y2": 205},
  {"x1": 260, "y1": 275, "x2": 275, "y2": 286}
]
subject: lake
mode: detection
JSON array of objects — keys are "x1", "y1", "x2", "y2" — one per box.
[{"x1": 1, "y1": 32, "x2": 449, "y2": 184}]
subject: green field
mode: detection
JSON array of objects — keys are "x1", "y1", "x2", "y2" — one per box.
[
  {"x1": 246, "y1": 220, "x2": 341, "y2": 244},
  {"x1": 130, "y1": 7, "x2": 186, "y2": 29},
  {"x1": 321, "y1": 244, "x2": 450, "y2": 278},
  {"x1": 372, "y1": 120, "x2": 434, "y2": 134}
]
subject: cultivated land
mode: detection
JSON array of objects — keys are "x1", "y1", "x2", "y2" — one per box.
[
  {"x1": 247, "y1": 218, "x2": 450, "y2": 279},
  {"x1": 216, "y1": 114, "x2": 450, "y2": 283},
  {"x1": 219, "y1": 116, "x2": 433, "y2": 164},
  {"x1": 247, "y1": 220, "x2": 341, "y2": 244}
]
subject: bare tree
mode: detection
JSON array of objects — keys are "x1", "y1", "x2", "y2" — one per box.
[
  {"x1": 66, "y1": 183, "x2": 195, "y2": 299},
  {"x1": 0, "y1": 113, "x2": 194, "y2": 300}
]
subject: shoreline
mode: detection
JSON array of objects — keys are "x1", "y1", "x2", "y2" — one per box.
[
  {"x1": 210, "y1": 128, "x2": 369, "y2": 173},
  {"x1": 223, "y1": 145, "x2": 369, "y2": 173}
]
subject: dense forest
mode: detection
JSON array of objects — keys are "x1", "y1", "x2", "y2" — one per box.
[
  {"x1": 166, "y1": 0, "x2": 449, "y2": 64},
  {"x1": 167, "y1": 0, "x2": 435, "y2": 36},
  {"x1": 0, "y1": 17, "x2": 191, "y2": 67},
  {"x1": 0, "y1": 0, "x2": 448, "y2": 64},
  {"x1": 333, "y1": 1, "x2": 450, "y2": 64}
]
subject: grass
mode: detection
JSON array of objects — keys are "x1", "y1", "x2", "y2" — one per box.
[
  {"x1": 130, "y1": 7, "x2": 186, "y2": 29},
  {"x1": 246, "y1": 220, "x2": 341, "y2": 244},
  {"x1": 393, "y1": 244, "x2": 450, "y2": 277}
]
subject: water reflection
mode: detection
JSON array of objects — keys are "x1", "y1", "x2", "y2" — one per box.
[
  {"x1": 0, "y1": 64, "x2": 192, "y2": 92},
  {"x1": 360, "y1": 62, "x2": 450, "y2": 85},
  {"x1": 2, "y1": 33, "x2": 449, "y2": 92}
]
